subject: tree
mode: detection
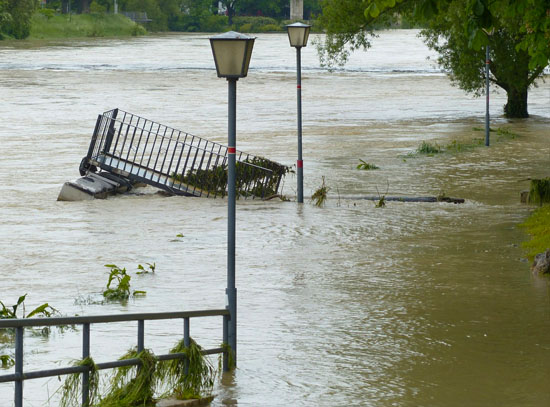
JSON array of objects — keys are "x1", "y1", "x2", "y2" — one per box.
[
  {"x1": 0, "y1": 0, "x2": 37, "y2": 39},
  {"x1": 318, "y1": 0, "x2": 550, "y2": 118},
  {"x1": 218, "y1": 0, "x2": 236, "y2": 24}
]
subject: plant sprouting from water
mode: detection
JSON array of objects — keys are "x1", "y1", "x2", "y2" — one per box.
[
  {"x1": 416, "y1": 141, "x2": 442, "y2": 155},
  {"x1": 311, "y1": 176, "x2": 329, "y2": 207},
  {"x1": 136, "y1": 262, "x2": 155, "y2": 275},
  {"x1": 0, "y1": 354, "x2": 14, "y2": 369},
  {"x1": 356, "y1": 159, "x2": 380, "y2": 170},
  {"x1": 103, "y1": 265, "x2": 146, "y2": 301},
  {"x1": 0, "y1": 294, "x2": 57, "y2": 319}
]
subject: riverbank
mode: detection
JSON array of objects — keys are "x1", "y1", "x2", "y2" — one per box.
[{"x1": 29, "y1": 12, "x2": 146, "y2": 39}]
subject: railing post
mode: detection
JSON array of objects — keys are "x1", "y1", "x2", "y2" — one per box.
[
  {"x1": 223, "y1": 314, "x2": 229, "y2": 372},
  {"x1": 15, "y1": 326, "x2": 23, "y2": 407},
  {"x1": 183, "y1": 317, "x2": 190, "y2": 374},
  {"x1": 82, "y1": 323, "x2": 90, "y2": 407},
  {"x1": 103, "y1": 108, "x2": 119, "y2": 154},
  {"x1": 137, "y1": 320, "x2": 144, "y2": 353}
]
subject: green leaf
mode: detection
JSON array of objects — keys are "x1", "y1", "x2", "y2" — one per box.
[
  {"x1": 473, "y1": 0, "x2": 484, "y2": 16},
  {"x1": 367, "y1": 3, "x2": 380, "y2": 18},
  {"x1": 26, "y1": 303, "x2": 53, "y2": 318}
]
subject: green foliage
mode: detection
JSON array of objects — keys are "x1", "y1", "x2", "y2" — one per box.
[
  {"x1": 172, "y1": 157, "x2": 290, "y2": 199},
  {"x1": 356, "y1": 159, "x2": 380, "y2": 170},
  {"x1": 99, "y1": 348, "x2": 157, "y2": 407},
  {"x1": 311, "y1": 176, "x2": 329, "y2": 207},
  {"x1": 0, "y1": 294, "x2": 57, "y2": 319},
  {"x1": 90, "y1": 1, "x2": 107, "y2": 13},
  {"x1": 0, "y1": 354, "x2": 14, "y2": 369},
  {"x1": 157, "y1": 339, "x2": 216, "y2": 400},
  {"x1": 136, "y1": 262, "x2": 155, "y2": 274},
  {"x1": 318, "y1": 0, "x2": 550, "y2": 118},
  {"x1": 520, "y1": 204, "x2": 550, "y2": 261},
  {"x1": 416, "y1": 141, "x2": 442, "y2": 155},
  {"x1": 528, "y1": 178, "x2": 550, "y2": 206},
  {"x1": 232, "y1": 16, "x2": 282, "y2": 32},
  {"x1": 30, "y1": 12, "x2": 146, "y2": 39},
  {"x1": 103, "y1": 265, "x2": 146, "y2": 301},
  {"x1": 59, "y1": 357, "x2": 100, "y2": 407},
  {"x1": 0, "y1": 0, "x2": 36, "y2": 39},
  {"x1": 37, "y1": 8, "x2": 55, "y2": 19}
]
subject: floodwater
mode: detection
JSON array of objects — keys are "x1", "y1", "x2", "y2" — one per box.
[{"x1": 0, "y1": 30, "x2": 549, "y2": 406}]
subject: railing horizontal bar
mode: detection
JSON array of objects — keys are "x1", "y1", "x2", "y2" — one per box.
[
  {"x1": 0, "y1": 348, "x2": 224, "y2": 383},
  {"x1": 0, "y1": 309, "x2": 229, "y2": 328}
]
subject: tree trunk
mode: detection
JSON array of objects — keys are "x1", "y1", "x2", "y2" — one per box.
[{"x1": 504, "y1": 87, "x2": 529, "y2": 118}]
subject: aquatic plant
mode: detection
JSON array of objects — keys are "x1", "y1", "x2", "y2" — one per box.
[
  {"x1": 136, "y1": 263, "x2": 155, "y2": 275},
  {"x1": 356, "y1": 159, "x2": 380, "y2": 170},
  {"x1": 59, "y1": 357, "x2": 100, "y2": 407},
  {"x1": 157, "y1": 339, "x2": 217, "y2": 400},
  {"x1": 528, "y1": 179, "x2": 550, "y2": 206},
  {"x1": 311, "y1": 177, "x2": 329, "y2": 207},
  {"x1": 416, "y1": 141, "x2": 442, "y2": 155},
  {"x1": 0, "y1": 354, "x2": 14, "y2": 369},
  {"x1": 103, "y1": 265, "x2": 146, "y2": 301},
  {"x1": 0, "y1": 294, "x2": 57, "y2": 319}
]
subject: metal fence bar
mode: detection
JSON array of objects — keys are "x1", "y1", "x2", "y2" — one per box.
[
  {"x1": 137, "y1": 320, "x2": 145, "y2": 353},
  {"x1": 15, "y1": 326, "x2": 23, "y2": 407},
  {"x1": 82, "y1": 322, "x2": 90, "y2": 407},
  {"x1": 223, "y1": 314, "x2": 229, "y2": 371},
  {"x1": 184, "y1": 317, "x2": 190, "y2": 375},
  {"x1": 0, "y1": 309, "x2": 230, "y2": 405}
]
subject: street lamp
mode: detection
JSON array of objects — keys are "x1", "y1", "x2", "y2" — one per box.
[
  {"x1": 210, "y1": 31, "x2": 255, "y2": 370},
  {"x1": 286, "y1": 22, "x2": 311, "y2": 203}
]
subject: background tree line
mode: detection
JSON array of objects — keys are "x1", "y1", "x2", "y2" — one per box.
[{"x1": 40, "y1": 0, "x2": 321, "y2": 31}]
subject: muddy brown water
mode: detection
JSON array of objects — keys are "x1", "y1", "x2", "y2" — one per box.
[{"x1": 0, "y1": 31, "x2": 549, "y2": 406}]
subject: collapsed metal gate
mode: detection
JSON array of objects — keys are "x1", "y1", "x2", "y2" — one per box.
[{"x1": 80, "y1": 109, "x2": 289, "y2": 199}]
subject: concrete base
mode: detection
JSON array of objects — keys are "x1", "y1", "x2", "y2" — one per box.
[
  {"x1": 156, "y1": 396, "x2": 214, "y2": 407},
  {"x1": 57, "y1": 172, "x2": 133, "y2": 201}
]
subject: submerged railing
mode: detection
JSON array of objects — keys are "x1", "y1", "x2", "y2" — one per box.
[
  {"x1": 0, "y1": 309, "x2": 230, "y2": 407},
  {"x1": 80, "y1": 109, "x2": 289, "y2": 199}
]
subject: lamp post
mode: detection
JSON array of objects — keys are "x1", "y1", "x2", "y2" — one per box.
[
  {"x1": 484, "y1": 43, "x2": 490, "y2": 146},
  {"x1": 210, "y1": 31, "x2": 255, "y2": 369},
  {"x1": 286, "y1": 22, "x2": 311, "y2": 203}
]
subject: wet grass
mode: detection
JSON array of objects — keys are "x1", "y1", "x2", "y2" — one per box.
[
  {"x1": 406, "y1": 127, "x2": 520, "y2": 157},
  {"x1": 520, "y1": 204, "x2": 550, "y2": 261}
]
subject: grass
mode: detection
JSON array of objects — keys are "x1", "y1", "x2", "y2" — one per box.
[
  {"x1": 29, "y1": 12, "x2": 146, "y2": 39},
  {"x1": 408, "y1": 127, "x2": 520, "y2": 157},
  {"x1": 520, "y1": 204, "x2": 550, "y2": 261}
]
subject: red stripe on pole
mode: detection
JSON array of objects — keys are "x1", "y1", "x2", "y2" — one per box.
[
  {"x1": 297, "y1": 160, "x2": 303, "y2": 168},
  {"x1": 297, "y1": 85, "x2": 301, "y2": 89},
  {"x1": 228, "y1": 147, "x2": 236, "y2": 154}
]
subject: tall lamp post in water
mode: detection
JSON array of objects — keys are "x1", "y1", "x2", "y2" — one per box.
[
  {"x1": 286, "y1": 22, "x2": 311, "y2": 203},
  {"x1": 209, "y1": 31, "x2": 255, "y2": 369}
]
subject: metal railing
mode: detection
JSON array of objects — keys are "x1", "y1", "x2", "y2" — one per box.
[
  {"x1": 0, "y1": 309, "x2": 230, "y2": 407},
  {"x1": 80, "y1": 109, "x2": 288, "y2": 199}
]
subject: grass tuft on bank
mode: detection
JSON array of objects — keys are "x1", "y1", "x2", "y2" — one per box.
[
  {"x1": 29, "y1": 12, "x2": 146, "y2": 39},
  {"x1": 520, "y1": 204, "x2": 550, "y2": 261}
]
